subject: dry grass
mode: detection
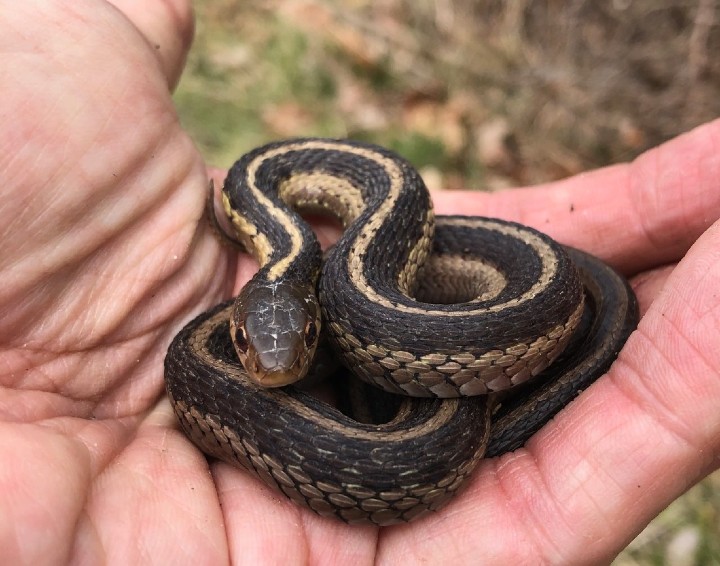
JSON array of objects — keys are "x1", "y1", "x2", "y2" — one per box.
[{"x1": 174, "y1": 1, "x2": 720, "y2": 563}]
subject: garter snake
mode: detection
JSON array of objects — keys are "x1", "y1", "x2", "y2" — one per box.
[{"x1": 164, "y1": 138, "x2": 638, "y2": 525}]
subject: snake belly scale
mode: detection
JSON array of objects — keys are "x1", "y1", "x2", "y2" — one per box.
[{"x1": 164, "y1": 138, "x2": 638, "y2": 525}]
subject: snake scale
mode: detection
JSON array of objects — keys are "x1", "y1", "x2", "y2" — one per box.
[{"x1": 164, "y1": 138, "x2": 638, "y2": 525}]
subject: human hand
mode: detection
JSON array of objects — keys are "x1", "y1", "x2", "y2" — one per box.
[
  {"x1": 0, "y1": 1, "x2": 224, "y2": 563},
  {"x1": 2, "y1": 2, "x2": 720, "y2": 565},
  {"x1": 376, "y1": 123, "x2": 720, "y2": 564}
]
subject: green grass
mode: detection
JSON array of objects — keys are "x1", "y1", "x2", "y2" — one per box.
[{"x1": 175, "y1": 4, "x2": 489, "y2": 179}]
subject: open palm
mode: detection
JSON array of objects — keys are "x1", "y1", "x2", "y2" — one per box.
[{"x1": 2, "y1": 3, "x2": 719, "y2": 565}]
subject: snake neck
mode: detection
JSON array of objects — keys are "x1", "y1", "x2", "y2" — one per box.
[
  {"x1": 222, "y1": 148, "x2": 322, "y2": 286},
  {"x1": 222, "y1": 138, "x2": 432, "y2": 290}
]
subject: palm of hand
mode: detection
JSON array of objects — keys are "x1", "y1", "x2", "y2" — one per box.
[{"x1": 3, "y1": 3, "x2": 720, "y2": 565}]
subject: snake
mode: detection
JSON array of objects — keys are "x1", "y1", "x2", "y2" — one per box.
[{"x1": 164, "y1": 138, "x2": 638, "y2": 526}]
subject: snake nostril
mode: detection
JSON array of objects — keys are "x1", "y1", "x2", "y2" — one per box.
[{"x1": 304, "y1": 321, "x2": 318, "y2": 349}]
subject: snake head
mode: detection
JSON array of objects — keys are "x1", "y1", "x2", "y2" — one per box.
[{"x1": 230, "y1": 280, "x2": 321, "y2": 387}]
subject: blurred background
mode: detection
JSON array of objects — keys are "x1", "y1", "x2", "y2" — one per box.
[{"x1": 174, "y1": 1, "x2": 720, "y2": 563}]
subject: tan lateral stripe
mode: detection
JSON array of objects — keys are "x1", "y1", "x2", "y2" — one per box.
[
  {"x1": 240, "y1": 140, "x2": 398, "y2": 281},
  {"x1": 350, "y1": 217, "x2": 559, "y2": 317},
  {"x1": 195, "y1": 306, "x2": 459, "y2": 441}
]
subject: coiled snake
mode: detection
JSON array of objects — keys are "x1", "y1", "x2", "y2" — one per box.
[{"x1": 164, "y1": 138, "x2": 638, "y2": 526}]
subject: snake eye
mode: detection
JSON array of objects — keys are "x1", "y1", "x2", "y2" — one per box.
[
  {"x1": 234, "y1": 324, "x2": 249, "y2": 354},
  {"x1": 304, "y1": 321, "x2": 318, "y2": 349}
]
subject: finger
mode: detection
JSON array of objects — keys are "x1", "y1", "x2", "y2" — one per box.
[
  {"x1": 0, "y1": 423, "x2": 90, "y2": 565},
  {"x1": 434, "y1": 118, "x2": 720, "y2": 275},
  {"x1": 213, "y1": 464, "x2": 378, "y2": 565},
  {"x1": 630, "y1": 264, "x2": 675, "y2": 317},
  {"x1": 106, "y1": 0, "x2": 195, "y2": 88},
  {"x1": 378, "y1": 219, "x2": 720, "y2": 564},
  {"x1": 75, "y1": 403, "x2": 229, "y2": 564}
]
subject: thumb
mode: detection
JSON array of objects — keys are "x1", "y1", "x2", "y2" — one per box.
[{"x1": 107, "y1": 0, "x2": 195, "y2": 88}]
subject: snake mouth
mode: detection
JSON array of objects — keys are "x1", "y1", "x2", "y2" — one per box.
[
  {"x1": 232, "y1": 337, "x2": 315, "y2": 388},
  {"x1": 251, "y1": 368, "x2": 302, "y2": 388}
]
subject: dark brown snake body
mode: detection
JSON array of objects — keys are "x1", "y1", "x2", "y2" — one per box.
[{"x1": 164, "y1": 139, "x2": 638, "y2": 525}]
